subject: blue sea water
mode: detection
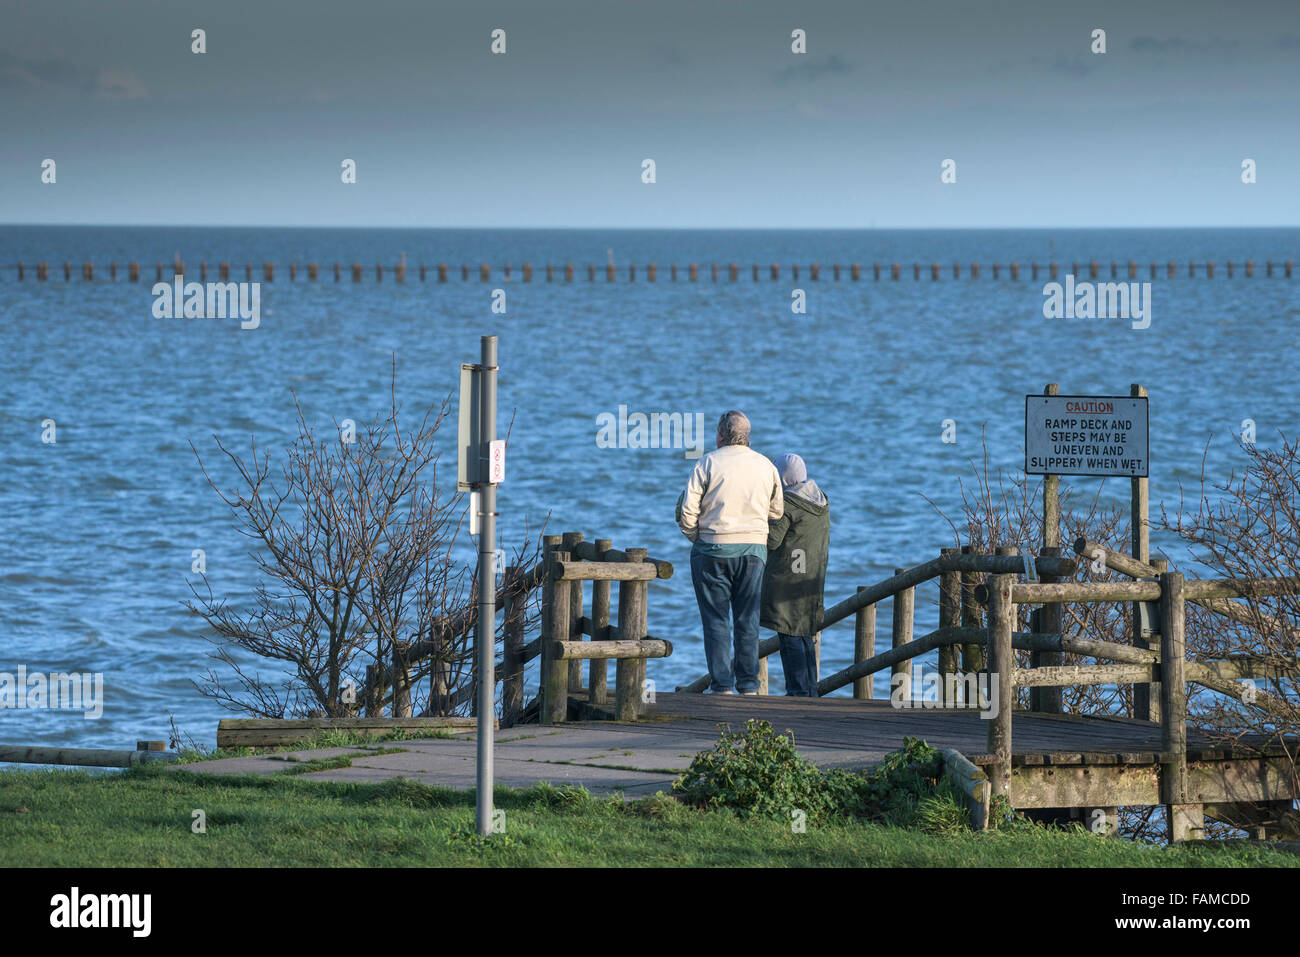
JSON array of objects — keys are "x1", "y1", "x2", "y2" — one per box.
[{"x1": 1, "y1": 225, "x2": 1297, "y2": 750}]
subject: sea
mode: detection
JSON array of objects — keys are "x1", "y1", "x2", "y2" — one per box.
[{"x1": 1, "y1": 225, "x2": 1297, "y2": 750}]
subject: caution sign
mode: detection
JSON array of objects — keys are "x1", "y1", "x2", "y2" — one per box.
[{"x1": 1025, "y1": 395, "x2": 1148, "y2": 477}]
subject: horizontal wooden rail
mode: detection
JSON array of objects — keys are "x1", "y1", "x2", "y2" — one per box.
[
  {"x1": 570, "y1": 540, "x2": 674, "y2": 579},
  {"x1": 553, "y1": 560, "x2": 657, "y2": 582},
  {"x1": 942, "y1": 749, "x2": 991, "y2": 830},
  {"x1": 1015, "y1": 663, "x2": 1158, "y2": 688},
  {"x1": 548, "y1": 638, "x2": 672, "y2": 660},
  {"x1": 0, "y1": 744, "x2": 177, "y2": 767}
]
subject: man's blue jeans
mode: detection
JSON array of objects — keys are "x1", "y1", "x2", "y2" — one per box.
[
  {"x1": 690, "y1": 551, "x2": 765, "y2": 693},
  {"x1": 778, "y1": 634, "x2": 817, "y2": 696}
]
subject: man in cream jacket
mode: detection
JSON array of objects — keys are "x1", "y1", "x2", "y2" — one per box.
[{"x1": 676, "y1": 411, "x2": 783, "y2": 694}]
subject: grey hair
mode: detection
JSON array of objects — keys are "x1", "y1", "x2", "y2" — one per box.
[{"x1": 716, "y1": 410, "x2": 751, "y2": 447}]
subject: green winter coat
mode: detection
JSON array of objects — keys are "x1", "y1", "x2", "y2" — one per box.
[{"x1": 760, "y1": 491, "x2": 830, "y2": 637}]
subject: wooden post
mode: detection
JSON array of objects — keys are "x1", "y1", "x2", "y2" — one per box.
[
  {"x1": 503, "y1": 264, "x2": 511, "y2": 281},
  {"x1": 729, "y1": 263, "x2": 739, "y2": 281},
  {"x1": 873, "y1": 262, "x2": 880, "y2": 280},
  {"x1": 647, "y1": 264, "x2": 656, "y2": 282},
  {"x1": 1245, "y1": 260, "x2": 1254, "y2": 278},
  {"x1": 309, "y1": 262, "x2": 319, "y2": 281},
  {"x1": 833, "y1": 263, "x2": 840, "y2": 280},
  {"x1": 671, "y1": 263, "x2": 678, "y2": 281},
  {"x1": 376, "y1": 264, "x2": 384, "y2": 282},
  {"x1": 289, "y1": 262, "x2": 297, "y2": 281},
  {"x1": 364, "y1": 664, "x2": 383, "y2": 716},
  {"x1": 938, "y1": 550, "x2": 960, "y2": 706},
  {"x1": 1128, "y1": 260, "x2": 1137, "y2": 279},
  {"x1": 539, "y1": 535, "x2": 565, "y2": 724},
  {"x1": 352, "y1": 263, "x2": 362, "y2": 282},
  {"x1": 1206, "y1": 261, "x2": 1214, "y2": 278},
  {"x1": 544, "y1": 550, "x2": 572, "y2": 724},
  {"x1": 971, "y1": 262, "x2": 980, "y2": 279},
  {"x1": 392, "y1": 640, "x2": 411, "y2": 718},
  {"x1": 1159, "y1": 571, "x2": 1198, "y2": 840},
  {"x1": 523, "y1": 262, "x2": 532, "y2": 282},
  {"x1": 931, "y1": 263, "x2": 940, "y2": 280},
  {"x1": 589, "y1": 539, "x2": 613, "y2": 704},
  {"x1": 1140, "y1": 555, "x2": 1168, "y2": 723},
  {"x1": 1089, "y1": 260, "x2": 1098, "y2": 279},
  {"x1": 890, "y1": 567, "x2": 914, "y2": 702},
  {"x1": 333, "y1": 262, "x2": 340, "y2": 281},
  {"x1": 1050, "y1": 262, "x2": 1058, "y2": 280},
  {"x1": 264, "y1": 262, "x2": 274, "y2": 282},
  {"x1": 502, "y1": 565, "x2": 524, "y2": 727},
  {"x1": 851, "y1": 263, "x2": 860, "y2": 280},
  {"x1": 545, "y1": 263, "x2": 553, "y2": 282},
  {"x1": 481, "y1": 263, "x2": 490, "y2": 282},
  {"x1": 809, "y1": 262, "x2": 819, "y2": 281},
  {"x1": 616, "y1": 548, "x2": 649, "y2": 720},
  {"x1": 131, "y1": 261, "x2": 141, "y2": 282},
  {"x1": 960, "y1": 545, "x2": 984, "y2": 691},
  {"x1": 606, "y1": 263, "x2": 615, "y2": 282},
  {"x1": 712, "y1": 263, "x2": 719, "y2": 281},
  {"x1": 853, "y1": 587, "x2": 876, "y2": 699},
  {"x1": 987, "y1": 562, "x2": 1016, "y2": 800},
  {"x1": 565, "y1": 263, "x2": 574, "y2": 282},
  {"x1": 1130, "y1": 382, "x2": 1152, "y2": 719},
  {"x1": 689, "y1": 263, "x2": 698, "y2": 282},
  {"x1": 1010, "y1": 261, "x2": 1019, "y2": 280},
  {"x1": 562, "y1": 532, "x2": 585, "y2": 692},
  {"x1": 1038, "y1": 546, "x2": 1064, "y2": 714},
  {"x1": 912, "y1": 263, "x2": 920, "y2": 280},
  {"x1": 757, "y1": 657, "x2": 769, "y2": 695},
  {"x1": 753, "y1": 263, "x2": 760, "y2": 281},
  {"x1": 771, "y1": 263, "x2": 780, "y2": 280},
  {"x1": 1227, "y1": 261, "x2": 1235, "y2": 278},
  {"x1": 628, "y1": 264, "x2": 635, "y2": 281}
]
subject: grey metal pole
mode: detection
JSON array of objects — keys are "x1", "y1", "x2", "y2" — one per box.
[{"x1": 475, "y1": 335, "x2": 498, "y2": 836}]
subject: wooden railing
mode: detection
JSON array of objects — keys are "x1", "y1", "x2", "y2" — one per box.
[
  {"x1": 677, "y1": 547, "x2": 1078, "y2": 696},
  {"x1": 536, "y1": 532, "x2": 675, "y2": 725}
]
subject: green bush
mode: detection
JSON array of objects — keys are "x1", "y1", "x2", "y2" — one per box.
[
  {"x1": 674, "y1": 723, "x2": 973, "y2": 831},
  {"x1": 673, "y1": 720, "x2": 839, "y2": 824}
]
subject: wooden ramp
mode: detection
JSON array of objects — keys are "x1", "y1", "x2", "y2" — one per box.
[{"x1": 626, "y1": 693, "x2": 1298, "y2": 834}]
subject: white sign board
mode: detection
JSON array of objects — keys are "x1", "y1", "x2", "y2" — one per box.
[
  {"x1": 1025, "y1": 395, "x2": 1148, "y2": 477},
  {"x1": 488, "y1": 439, "x2": 506, "y2": 483},
  {"x1": 457, "y1": 364, "x2": 480, "y2": 490}
]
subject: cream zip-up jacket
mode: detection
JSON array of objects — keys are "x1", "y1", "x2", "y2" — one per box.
[{"x1": 677, "y1": 444, "x2": 783, "y2": 544}]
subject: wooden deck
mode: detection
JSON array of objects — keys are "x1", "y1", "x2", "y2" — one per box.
[{"x1": 624, "y1": 692, "x2": 1298, "y2": 821}]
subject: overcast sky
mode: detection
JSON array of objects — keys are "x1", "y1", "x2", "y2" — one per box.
[{"x1": 2, "y1": 0, "x2": 1298, "y2": 227}]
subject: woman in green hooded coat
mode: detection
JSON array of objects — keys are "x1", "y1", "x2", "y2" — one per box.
[{"x1": 760, "y1": 453, "x2": 829, "y2": 696}]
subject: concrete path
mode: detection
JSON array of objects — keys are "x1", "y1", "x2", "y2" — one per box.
[{"x1": 170, "y1": 715, "x2": 882, "y2": 798}]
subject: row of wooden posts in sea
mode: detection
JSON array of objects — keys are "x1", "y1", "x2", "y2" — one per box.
[{"x1": 8, "y1": 258, "x2": 1298, "y2": 283}]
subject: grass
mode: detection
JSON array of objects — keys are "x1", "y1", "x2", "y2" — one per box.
[
  {"x1": 171, "y1": 727, "x2": 457, "y2": 764},
  {"x1": 1, "y1": 765, "x2": 1296, "y2": 867}
]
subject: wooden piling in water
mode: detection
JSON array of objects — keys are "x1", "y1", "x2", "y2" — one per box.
[
  {"x1": 352, "y1": 263, "x2": 362, "y2": 282},
  {"x1": 1032, "y1": 262, "x2": 1038, "y2": 280},
  {"x1": 503, "y1": 264, "x2": 511, "y2": 282},
  {"x1": 309, "y1": 262, "x2": 318, "y2": 281},
  {"x1": 729, "y1": 263, "x2": 739, "y2": 281},
  {"x1": 1188, "y1": 261, "x2": 1195, "y2": 278},
  {"x1": 38, "y1": 262, "x2": 47, "y2": 280},
  {"x1": 131, "y1": 262, "x2": 140, "y2": 282},
  {"x1": 771, "y1": 263, "x2": 780, "y2": 280},
  {"x1": 1245, "y1": 260, "x2": 1254, "y2": 278},
  {"x1": 648, "y1": 264, "x2": 656, "y2": 282},
  {"x1": 396, "y1": 262, "x2": 406, "y2": 282},
  {"x1": 931, "y1": 263, "x2": 940, "y2": 280},
  {"x1": 853, "y1": 586, "x2": 876, "y2": 700},
  {"x1": 711, "y1": 263, "x2": 719, "y2": 281},
  {"x1": 545, "y1": 263, "x2": 553, "y2": 282},
  {"x1": 873, "y1": 263, "x2": 880, "y2": 280},
  {"x1": 912, "y1": 263, "x2": 920, "y2": 280},
  {"x1": 992, "y1": 263, "x2": 1000, "y2": 280},
  {"x1": 1110, "y1": 261, "x2": 1118, "y2": 278},
  {"x1": 16, "y1": 262, "x2": 23, "y2": 280},
  {"x1": 689, "y1": 263, "x2": 698, "y2": 282},
  {"x1": 566, "y1": 263, "x2": 574, "y2": 282},
  {"x1": 1227, "y1": 261, "x2": 1234, "y2": 278},
  {"x1": 670, "y1": 264, "x2": 677, "y2": 282},
  {"x1": 461, "y1": 264, "x2": 469, "y2": 280},
  {"x1": 810, "y1": 263, "x2": 819, "y2": 281},
  {"x1": 1050, "y1": 262, "x2": 1059, "y2": 279},
  {"x1": 1089, "y1": 261, "x2": 1097, "y2": 279},
  {"x1": 1010, "y1": 262, "x2": 1019, "y2": 280},
  {"x1": 82, "y1": 262, "x2": 92, "y2": 281},
  {"x1": 1128, "y1": 260, "x2": 1137, "y2": 279},
  {"x1": 1206, "y1": 261, "x2": 1214, "y2": 278},
  {"x1": 753, "y1": 263, "x2": 760, "y2": 281},
  {"x1": 833, "y1": 263, "x2": 841, "y2": 281},
  {"x1": 606, "y1": 263, "x2": 615, "y2": 282},
  {"x1": 333, "y1": 263, "x2": 340, "y2": 281},
  {"x1": 891, "y1": 263, "x2": 899, "y2": 280},
  {"x1": 264, "y1": 263, "x2": 274, "y2": 282},
  {"x1": 971, "y1": 262, "x2": 980, "y2": 279},
  {"x1": 419, "y1": 263, "x2": 426, "y2": 281},
  {"x1": 1287, "y1": 260, "x2": 1293, "y2": 278},
  {"x1": 155, "y1": 263, "x2": 163, "y2": 282},
  {"x1": 523, "y1": 263, "x2": 532, "y2": 282},
  {"x1": 481, "y1": 263, "x2": 490, "y2": 282},
  {"x1": 245, "y1": 264, "x2": 252, "y2": 281},
  {"x1": 289, "y1": 263, "x2": 297, "y2": 281},
  {"x1": 851, "y1": 263, "x2": 861, "y2": 281},
  {"x1": 1167, "y1": 261, "x2": 1175, "y2": 278}
]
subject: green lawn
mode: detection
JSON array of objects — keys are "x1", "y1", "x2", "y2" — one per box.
[{"x1": 1, "y1": 765, "x2": 1295, "y2": 867}]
